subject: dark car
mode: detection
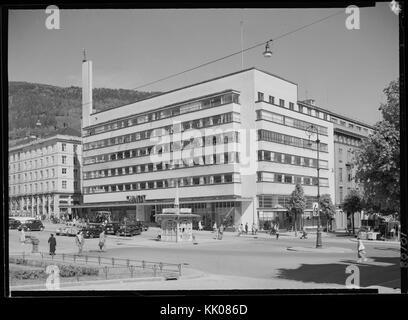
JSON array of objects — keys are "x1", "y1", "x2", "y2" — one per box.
[
  {"x1": 117, "y1": 224, "x2": 142, "y2": 237},
  {"x1": 9, "y1": 218, "x2": 21, "y2": 229},
  {"x1": 82, "y1": 223, "x2": 104, "y2": 238},
  {"x1": 104, "y1": 222, "x2": 120, "y2": 235},
  {"x1": 18, "y1": 219, "x2": 44, "y2": 231},
  {"x1": 135, "y1": 221, "x2": 149, "y2": 231}
]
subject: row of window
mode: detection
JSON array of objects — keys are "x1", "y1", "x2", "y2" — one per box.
[
  {"x1": 334, "y1": 134, "x2": 362, "y2": 147},
  {"x1": 258, "y1": 194, "x2": 318, "y2": 209},
  {"x1": 338, "y1": 167, "x2": 353, "y2": 183},
  {"x1": 257, "y1": 171, "x2": 329, "y2": 187},
  {"x1": 9, "y1": 168, "x2": 79, "y2": 183},
  {"x1": 83, "y1": 152, "x2": 240, "y2": 180},
  {"x1": 258, "y1": 150, "x2": 329, "y2": 169},
  {"x1": 84, "y1": 92, "x2": 240, "y2": 137},
  {"x1": 83, "y1": 119, "x2": 240, "y2": 165},
  {"x1": 84, "y1": 173, "x2": 240, "y2": 194},
  {"x1": 331, "y1": 117, "x2": 371, "y2": 135},
  {"x1": 258, "y1": 129, "x2": 329, "y2": 152},
  {"x1": 10, "y1": 155, "x2": 78, "y2": 173},
  {"x1": 256, "y1": 109, "x2": 328, "y2": 136},
  {"x1": 83, "y1": 111, "x2": 240, "y2": 151},
  {"x1": 257, "y1": 92, "x2": 296, "y2": 111},
  {"x1": 10, "y1": 180, "x2": 79, "y2": 195},
  {"x1": 10, "y1": 143, "x2": 75, "y2": 162}
]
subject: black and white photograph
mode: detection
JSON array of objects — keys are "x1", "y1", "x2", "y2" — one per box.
[{"x1": 3, "y1": 2, "x2": 406, "y2": 297}]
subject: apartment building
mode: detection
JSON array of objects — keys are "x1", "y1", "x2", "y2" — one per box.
[
  {"x1": 8, "y1": 128, "x2": 82, "y2": 219},
  {"x1": 77, "y1": 59, "x2": 336, "y2": 229},
  {"x1": 298, "y1": 99, "x2": 374, "y2": 230}
]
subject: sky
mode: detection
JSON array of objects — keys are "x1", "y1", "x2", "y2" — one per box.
[{"x1": 8, "y1": 3, "x2": 399, "y2": 125}]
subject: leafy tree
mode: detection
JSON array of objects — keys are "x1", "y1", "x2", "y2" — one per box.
[
  {"x1": 354, "y1": 79, "x2": 399, "y2": 214},
  {"x1": 342, "y1": 189, "x2": 362, "y2": 234},
  {"x1": 319, "y1": 194, "x2": 336, "y2": 231},
  {"x1": 286, "y1": 184, "x2": 306, "y2": 235}
]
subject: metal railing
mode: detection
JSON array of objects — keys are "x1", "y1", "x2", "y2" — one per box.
[{"x1": 9, "y1": 251, "x2": 182, "y2": 284}]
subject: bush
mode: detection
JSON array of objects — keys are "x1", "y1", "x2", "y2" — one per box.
[{"x1": 10, "y1": 269, "x2": 46, "y2": 280}]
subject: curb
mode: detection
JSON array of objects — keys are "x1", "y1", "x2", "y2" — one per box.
[
  {"x1": 287, "y1": 246, "x2": 353, "y2": 253},
  {"x1": 348, "y1": 239, "x2": 400, "y2": 245}
]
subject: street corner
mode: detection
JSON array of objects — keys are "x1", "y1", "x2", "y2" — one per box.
[{"x1": 286, "y1": 246, "x2": 353, "y2": 253}]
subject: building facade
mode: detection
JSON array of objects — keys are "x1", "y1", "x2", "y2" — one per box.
[
  {"x1": 78, "y1": 59, "x2": 339, "y2": 230},
  {"x1": 8, "y1": 130, "x2": 82, "y2": 219},
  {"x1": 298, "y1": 99, "x2": 374, "y2": 230}
]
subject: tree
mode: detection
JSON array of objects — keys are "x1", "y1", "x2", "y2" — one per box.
[
  {"x1": 286, "y1": 184, "x2": 306, "y2": 236},
  {"x1": 342, "y1": 189, "x2": 362, "y2": 234},
  {"x1": 319, "y1": 194, "x2": 336, "y2": 231},
  {"x1": 354, "y1": 79, "x2": 400, "y2": 214}
]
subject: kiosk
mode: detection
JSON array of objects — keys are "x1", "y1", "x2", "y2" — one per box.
[{"x1": 155, "y1": 208, "x2": 200, "y2": 242}]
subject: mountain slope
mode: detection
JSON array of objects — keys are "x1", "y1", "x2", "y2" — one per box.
[{"x1": 8, "y1": 81, "x2": 160, "y2": 140}]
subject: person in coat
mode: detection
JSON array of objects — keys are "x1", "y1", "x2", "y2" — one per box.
[{"x1": 48, "y1": 234, "x2": 56, "y2": 256}]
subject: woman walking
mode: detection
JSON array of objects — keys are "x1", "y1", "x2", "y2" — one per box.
[{"x1": 357, "y1": 237, "x2": 367, "y2": 263}]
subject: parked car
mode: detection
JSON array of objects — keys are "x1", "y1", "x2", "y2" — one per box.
[
  {"x1": 135, "y1": 221, "x2": 149, "y2": 231},
  {"x1": 104, "y1": 222, "x2": 120, "y2": 235},
  {"x1": 9, "y1": 218, "x2": 21, "y2": 229},
  {"x1": 56, "y1": 226, "x2": 82, "y2": 236},
  {"x1": 82, "y1": 223, "x2": 105, "y2": 238},
  {"x1": 18, "y1": 219, "x2": 44, "y2": 231},
  {"x1": 117, "y1": 224, "x2": 142, "y2": 237}
]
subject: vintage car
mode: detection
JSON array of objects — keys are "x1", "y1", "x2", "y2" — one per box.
[
  {"x1": 56, "y1": 226, "x2": 82, "y2": 236},
  {"x1": 17, "y1": 219, "x2": 44, "y2": 231},
  {"x1": 116, "y1": 224, "x2": 142, "y2": 237},
  {"x1": 82, "y1": 223, "x2": 105, "y2": 238},
  {"x1": 9, "y1": 218, "x2": 22, "y2": 229}
]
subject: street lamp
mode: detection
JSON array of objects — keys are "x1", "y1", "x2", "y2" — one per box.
[
  {"x1": 263, "y1": 41, "x2": 273, "y2": 57},
  {"x1": 305, "y1": 124, "x2": 322, "y2": 248}
]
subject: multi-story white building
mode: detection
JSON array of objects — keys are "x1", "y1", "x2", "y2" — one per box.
[
  {"x1": 77, "y1": 59, "x2": 337, "y2": 230},
  {"x1": 8, "y1": 128, "x2": 82, "y2": 219}
]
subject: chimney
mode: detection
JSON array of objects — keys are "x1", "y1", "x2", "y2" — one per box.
[{"x1": 82, "y1": 51, "x2": 93, "y2": 129}]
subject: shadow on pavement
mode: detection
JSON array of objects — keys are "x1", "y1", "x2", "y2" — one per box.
[{"x1": 275, "y1": 256, "x2": 400, "y2": 289}]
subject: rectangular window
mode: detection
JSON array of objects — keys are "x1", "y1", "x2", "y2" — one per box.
[
  {"x1": 289, "y1": 102, "x2": 294, "y2": 110},
  {"x1": 62, "y1": 143, "x2": 66, "y2": 151},
  {"x1": 257, "y1": 92, "x2": 264, "y2": 101},
  {"x1": 339, "y1": 186, "x2": 344, "y2": 203},
  {"x1": 62, "y1": 181, "x2": 67, "y2": 189},
  {"x1": 269, "y1": 95, "x2": 275, "y2": 104},
  {"x1": 284, "y1": 175, "x2": 293, "y2": 183},
  {"x1": 62, "y1": 156, "x2": 67, "y2": 164},
  {"x1": 279, "y1": 99, "x2": 284, "y2": 107},
  {"x1": 339, "y1": 168, "x2": 343, "y2": 182},
  {"x1": 62, "y1": 168, "x2": 67, "y2": 174}
]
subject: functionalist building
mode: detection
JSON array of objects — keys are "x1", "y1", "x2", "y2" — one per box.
[
  {"x1": 8, "y1": 128, "x2": 82, "y2": 219},
  {"x1": 77, "y1": 58, "x2": 340, "y2": 230}
]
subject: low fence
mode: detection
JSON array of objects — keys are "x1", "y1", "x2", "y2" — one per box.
[{"x1": 9, "y1": 252, "x2": 182, "y2": 287}]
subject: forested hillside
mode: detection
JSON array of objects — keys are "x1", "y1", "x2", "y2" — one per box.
[{"x1": 8, "y1": 81, "x2": 160, "y2": 140}]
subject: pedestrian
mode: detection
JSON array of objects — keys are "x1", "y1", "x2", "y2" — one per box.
[
  {"x1": 245, "y1": 222, "x2": 248, "y2": 234},
  {"x1": 300, "y1": 227, "x2": 308, "y2": 239},
  {"x1": 98, "y1": 230, "x2": 106, "y2": 252},
  {"x1": 48, "y1": 234, "x2": 56, "y2": 256},
  {"x1": 213, "y1": 222, "x2": 217, "y2": 233},
  {"x1": 357, "y1": 237, "x2": 367, "y2": 263},
  {"x1": 237, "y1": 224, "x2": 242, "y2": 236},
  {"x1": 275, "y1": 225, "x2": 280, "y2": 240},
  {"x1": 218, "y1": 224, "x2": 224, "y2": 240},
  {"x1": 198, "y1": 221, "x2": 203, "y2": 231},
  {"x1": 75, "y1": 231, "x2": 84, "y2": 255},
  {"x1": 20, "y1": 228, "x2": 26, "y2": 251}
]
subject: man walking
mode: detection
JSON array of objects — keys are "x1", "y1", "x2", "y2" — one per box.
[
  {"x1": 357, "y1": 237, "x2": 367, "y2": 262},
  {"x1": 48, "y1": 234, "x2": 56, "y2": 256},
  {"x1": 218, "y1": 224, "x2": 224, "y2": 240},
  {"x1": 75, "y1": 231, "x2": 84, "y2": 255},
  {"x1": 245, "y1": 222, "x2": 248, "y2": 234}
]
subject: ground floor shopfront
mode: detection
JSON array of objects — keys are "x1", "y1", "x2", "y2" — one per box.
[
  {"x1": 9, "y1": 193, "x2": 81, "y2": 219},
  {"x1": 66, "y1": 197, "x2": 253, "y2": 230}
]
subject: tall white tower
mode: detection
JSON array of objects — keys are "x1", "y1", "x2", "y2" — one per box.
[{"x1": 81, "y1": 50, "x2": 93, "y2": 129}]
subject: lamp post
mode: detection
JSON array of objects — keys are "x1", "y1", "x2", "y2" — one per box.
[{"x1": 306, "y1": 124, "x2": 322, "y2": 248}]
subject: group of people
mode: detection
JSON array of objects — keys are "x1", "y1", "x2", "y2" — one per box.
[
  {"x1": 269, "y1": 223, "x2": 280, "y2": 239},
  {"x1": 211, "y1": 222, "x2": 225, "y2": 240}
]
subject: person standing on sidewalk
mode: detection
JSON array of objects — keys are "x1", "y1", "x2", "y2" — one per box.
[
  {"x1": 213, "y1": 222, "x2": 217, "y2": 233},
  {"x1": 245, "y1": 222, "x2": 248, "y2": 234},
  {"x1": 198, "y1": 221, "x2": 203, "y2": 231},
  {"x1": 218, "y1": 224, "x2": 224, "y2": 240},
  {"x1": 48, "y1": 234, "x2": 56, "y2": 256},
  {"x1": 98, "y1": 230, "x2": 106, "y2": 252},
  {"x1": 275, "y1": 225, "x2": 280, "y2": 240}
]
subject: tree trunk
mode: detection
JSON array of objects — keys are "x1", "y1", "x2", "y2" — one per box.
[
  {"x1": 294, "y1": 213, "x2": 298, "y2": 236},
  {"x1": 352, "y1": 212, "x2": 355, "y2": 234}
]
